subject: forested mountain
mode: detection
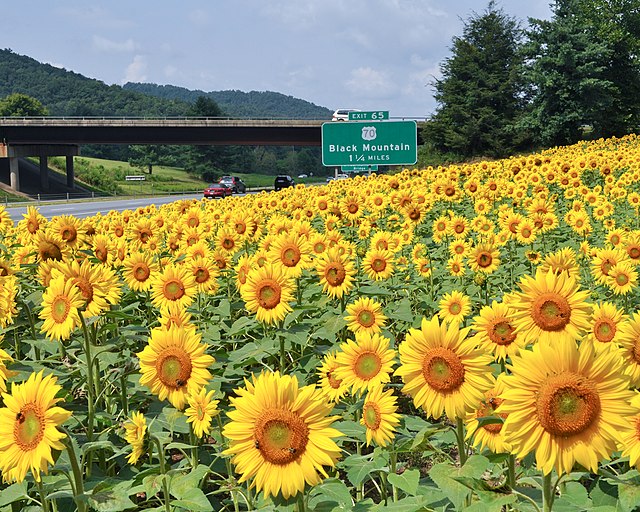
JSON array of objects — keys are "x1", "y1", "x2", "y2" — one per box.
[
  {"x1": 124, "y1": 83, "x2": 332, "y2": 119},
  {"x1": 0, "y1": 49, "x2": 331, "y2": 119}
]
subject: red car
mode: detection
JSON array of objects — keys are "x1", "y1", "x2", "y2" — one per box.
[{"x1": 204, "y1": 183, "x2": 232, "y2": 199}]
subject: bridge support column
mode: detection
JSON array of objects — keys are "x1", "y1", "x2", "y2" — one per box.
[
  {"x1": 40, "y1": 151, "x2": 50, "y2": 192},
  {"x1": 9, "y1": 156, "x2": 19, "y2": 191},
  {"x1": 66, "y1": 155, "x2": 74, "y2": 188}
]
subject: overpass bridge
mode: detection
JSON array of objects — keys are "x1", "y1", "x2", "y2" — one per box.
[{"x1": 0, "y1": 116, "x2": 423, "y2": 192}]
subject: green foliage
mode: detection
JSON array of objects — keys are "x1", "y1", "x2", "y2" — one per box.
[
  {"x1": 0, "y1": 92, "x2": 48, "y2": 116},
  {"x1": 427, "y1": 2, "x2": 529, "y2": 158},
  {"x1": 519, "y1": 0, "x2": 619, "y2": 146}
]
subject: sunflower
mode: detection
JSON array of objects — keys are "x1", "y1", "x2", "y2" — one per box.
[
  {"x1": 137, "y1": 326, "x2": 215, "y2": 410},
  {"x1": 395, "y1": 315, "x2": 495, "y2": 421},
  {"x1": 122, "y1": 251, "x2": 159, "y2": 292},
  {"x1": 189, "y1": 256, "x2": 220, "y2": 294},
  {"x1": 514, "y1": 219, "x2": 537, "y2": 244},
  {"x1": 150, "y1": 263, "x2": 198, "y2": 312},
  {"x1": 605, "y1": 261, "x2": 638, "y2": 295},
  {"x1": 48, "y1": 214, "x2": 85, "y2": 250},
  {"x1": 590, "y1": 247, "x2": 627, "y2": 285},
  {"x1": 268, "y1": 232, "x2": 312, "y2": 278},
  {"x1": 362, "y1": 248, "x2": 395, "y2": 281},
  {"x1": 0, "y1": 370, "x2": 71, "y2": 483},
  {"x1": 334, "y1": 332, "x2": 396, "y2": 395},
  {"x1": 185, "y1": 387, "x2": 220, "y2": 438},
  {"x1": 465, "y1": 380, "x2": 511, "y2": 454},
  {"x1": 617, "y1": 313, "x2": 640, "y2": 387},
  {"x1": 17, "y1": 206, "x2": 47, "y2": 239},
  {"x1": 471, "y1": 301, "x2": 524, "y2": 362},
  {"x1": 539, "y1": 247, "x2": 580, "y2": 280},
  {"x1": 34, "y1": 230, "x2": 70, "y2": 263},
  {"x1": 344, "y1": 297, "x2": 387, "y2": 335},
  {"x1": 123, "y1": 411, "x2": 147, "y2": 464},
  {"x1": 438, "y1": 290, "x2": 471, "y2": 326},
  {"x1": 361, "y1": 386, "x2": 401, "y2": 447},
  {"x1": 240, "y1": 263, "x2": 295, "y2": 325},
  {"x1": 315, "y1": 247, "x2": 357, "y2": 299},
  {"x1": 52, "y1": 259, "x2": 122, "y2": 318},
  {"x1": 0, "y1": 347, "x2": 15, "y2": 394},
  {"x1": 447, "y1": 255, "x2": 466, "y2": 277},
  {"x1": 508, "y1": 269, "x2": 592, "y2": 346},
  {"x1": 618, "y1": 394, "x2": 640, "y2": 470},
  {"x1": 584, "y1": 301, "x2": 625, "y2": 349},
  {"x1": 222, "y1": 371, "x2": 342, "y2": 499},
  {"x1": 317, "y1": 351, "x2": 349, "y2": 403},
  {"x1": 498, "y1": 340, "x2": 636, "y2": 476},
  {"x1": 39, "y1": 275, "x2": 85, "y2": 341}
]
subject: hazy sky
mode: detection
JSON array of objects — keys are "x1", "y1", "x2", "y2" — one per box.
[{"x1": 4, "y1": 1, "x2": 552, "y2": 118}]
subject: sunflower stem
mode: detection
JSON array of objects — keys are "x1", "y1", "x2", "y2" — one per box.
[
  {"x1": 35, "y1": 479, "x2": 51, "y2": 512},
  {"x1": 390, "y1": 450, "x2": 399, "y2": 502},
  {"x1": 542, "y1": 472, "x2": 554, "y2": 512},
  {"x1": 279, "y1": 335, "x2": 286, "y2": 372},
  {"x1": 215, "y1": 414, "x2": 240, "y2": 512},
  {"x1": 296, "y1": 492, "x2": 306, "y2": 512},
  {"x1": 151, "y1": 435, "x2": 172, "y2": 512},
  {"x1": 189, "y1": 430, "x2": 199, "y2": 470},
  {"x1": 61, "y1": 431, "x2": 88, "y2": 512},
  {"x1": 507, "y1": 454, "x2": 516, "y2": 489},
  {"x1": 455, "y1": 417, "x2": 467, "y2": 466}
]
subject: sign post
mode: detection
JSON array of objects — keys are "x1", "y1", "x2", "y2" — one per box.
[{"x1": 322, "y1": 121, "x2": 417, "y2": 167}]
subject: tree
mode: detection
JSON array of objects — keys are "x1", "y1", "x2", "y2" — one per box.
[
  {"x1": 184, "y1": 96, "x2": 234, "y2": 181},
  {"x1": 520, "y1": 0, "x2": 634, "y2": 146},
  {"x1": 426, "y1": 1, "x2": 528, "y2": 158},
  {"x1": 0, "y1": 93, "x2": 48, "y2": 116}
]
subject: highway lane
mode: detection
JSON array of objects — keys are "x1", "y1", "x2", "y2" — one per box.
[{"x1": 4, "y1": 194, "x2": 206, "y2": 222}]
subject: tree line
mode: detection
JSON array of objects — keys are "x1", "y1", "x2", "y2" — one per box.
[{"x1": 422, "y1": 0, "x2": 640, "y2": 164}]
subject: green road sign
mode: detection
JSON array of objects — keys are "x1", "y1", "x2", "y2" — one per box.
[
  {"x1": 322, "y1": 120, "x2": 417, "y2": 166},
  {"x1": 348, "y1": 110, "x2": 389, "y2": 121},
  {"x1": 341, "y1": 164, "x2": 379, "y2": 172}
]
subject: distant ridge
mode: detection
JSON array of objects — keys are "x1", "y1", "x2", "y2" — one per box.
[
  {"x1": 123, "y1": 83, "x2": 332, "y2": 119},
  {"x1": 0, "y1": 48, "x2": 332, "y2": 119}
]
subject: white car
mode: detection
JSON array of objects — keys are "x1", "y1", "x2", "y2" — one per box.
[{"x1": 332, "y1": 109, "x2": 361, "y2": 121}]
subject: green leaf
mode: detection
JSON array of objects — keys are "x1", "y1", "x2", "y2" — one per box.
[
  {"x1": 428, "y1": 455, "x2": 491, "y2": 510},
  {"x1": 227, "y1": 316, "x2": 257, "y2": 336},
  {"x1": 308, "y1": 478, "x2": 354, "y2": 509},
  {"x1": 343, "y1": 453, "x2": 387, "y2": 486},
  {"x1": 172, "y1": 488, "x2": 213, "y2": 512},
  {"x1": 388, "y1": 298, "x2": 415, "y2": 323},
  {"x1": 0, "y1": 481, "x2": 28, "y2": 506},
  {"x1": 617, "y1": 481, "x2": 640, "y2": 512},
  {"x1": 334, "y1": 420, "x2": 366, "y2": 442},
  {"x1": 387, "y1": 469, "x2": 420, "y2": 496},
  {"x1": 87, "y1": 484, "x2": 137, "y2": 512},
  {"x1": 170, "y1": 465, "x2": 210, "y2": 499}
]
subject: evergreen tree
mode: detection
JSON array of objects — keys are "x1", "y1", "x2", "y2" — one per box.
[
  {"x1": 426, "y1": 1, "x2": 527, "y2": 158},
  {"x1": 520, "y1": 0, "x2": 621, "y2": 146}
]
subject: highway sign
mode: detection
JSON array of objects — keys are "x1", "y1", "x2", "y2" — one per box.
[
  {"x1": 341, "y1": 164, "x2": 379, "y2": 172},
  {"x1": 348, "y1": 110, "x2": 389, "y2": 121},
  {"x1": 322, "y1": 120, "x2": 417, "y2": 166}
]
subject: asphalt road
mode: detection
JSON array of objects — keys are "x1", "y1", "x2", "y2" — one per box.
[{"x1": 4, "y1": 193, "x2": 205, "y2": 222}]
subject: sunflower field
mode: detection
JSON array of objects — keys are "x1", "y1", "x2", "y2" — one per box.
[{"x1": 2, "y1": 134, "x2": 640, "y2": 511}]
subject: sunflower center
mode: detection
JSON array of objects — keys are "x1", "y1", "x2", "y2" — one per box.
[
  {"x1": 371, "y1": 258, "x2": 386, "y2": 272},
  {"x1": 536, "y1": 373, "x2": 601, "y2": 437},
  {"x1": 354, "y1": 352, "x2": 382, "y2": 380},
  {"x1": 254, "y1": 409, "x2": 309, "y2": 465},
  {"x1": 356, "y1": 309, "x2": 376, "y2": 328},
  {"x1": 628, "y1": 246, "x2": 640, "y2": 260},
  {"x1": 408, "y1": 208, "x2": 421, "y2": 221},
  {"x1": 41, "y1": 241, "x2": 63, "y2": 261},
  {"x1": 477, "y1": 252, "x2": 492, "y2": 268},
  {"x1": 448, "y1": 302, "x2": 462, "y2": 315},
  {"x1": 593, "y1": 319, "x2": 616, "y2": 343},
  {"x1": 257, "y1": 280, "x2": 282, "y2": 309},
  {"x1": 61, "y1": 226, "x2": 77, "y2": 243},
  {"x1": 531, "y1": 292, "x2": 571, "y2": 332},
  {"x1": 95, "y1": 247, "x2": 108, "y2": 263},
  {"x1": 600, "y1": 259, "x2": 614, "y2": 276},
  {"x1": 347, "y1": 202, "x2": 359, "y2": 214},
  {"x1": 27, "y1": 219, "x2": 39, "y2": 234},
  {"x1": 156, "y1": 348, "x2": 193, "y2": 390},
  {"x1": 489, "y1": 319, "x2": 517, "y2": 346},
  {"x1": 51, "y1": 295, "x2": 71, "y2": 323},
  {"x1": 521, "y1": 227, "x2": 532, "y2": 238},
  {"x1": 74, "y1": 277, "x2": 94, "y2": 305},
  {"x1": 476, "y1": 397, "x2": 506, "y2": 434},
  {"x1": 422, "y1": 347, "x2": 465, "y2": 392},
  {"x1": 327, "y1": 370, "x2": 342, "y2": 389},
  {"x1": 222, "y1": 238, "x2": 235, "y2": 251},
  {"x1": 362, "y1": 402, "x2": 381, "y2": 430},
  {"x1": 444, "y1": 185, "x2": 455, "y2": 196},
  {"x1": 615, "y1": 273, "x2": 629, "y2": 286},
  {"x1": 194, "y1": 268, "x2": 210, "y2": 284},
  {"x1": 134, "y1": 263, "x2": 151, "y2": 282},
  {"x1": 14, "y1": 404, "x2": 45, "y2": 451},
  {"x1": 163, "y1": 278, "x2": 185, "y2": 301},
  {"x1": 325, "y1": 263, "x2": 346, "y2": 286},
  {"x1": 282, "y1": 246, "x2": 301, "y2": 267}
]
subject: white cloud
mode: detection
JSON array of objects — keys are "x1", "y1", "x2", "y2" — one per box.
[
  {"x1": 123, "y1": 55, "x2": 147, "y2": 83},
  {"x1": 164, "y1": 65, "x2": 178, "y2": 79},
  {"x1": 92, "y1": 35, "x2": 136, "y2": 53},
  {"x1": 187, "y1": 9, "x2": 211, "y2": 27},
  {"x1": 345, "y1": 67, "x2": 397, "y2": 99}
]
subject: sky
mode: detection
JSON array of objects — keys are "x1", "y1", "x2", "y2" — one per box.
[{"x1": 4, "y1": 1, "x2": 552, "y2": 118}]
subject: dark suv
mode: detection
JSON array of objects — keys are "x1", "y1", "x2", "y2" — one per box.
[
  {"x1": 219, "y1": 176, "x2": 246, "y2": 193},
  {"x1": 274, "y1": 175, "x2": 295, "y2": 191}
]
